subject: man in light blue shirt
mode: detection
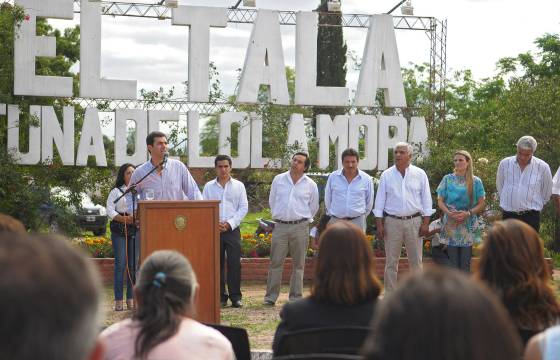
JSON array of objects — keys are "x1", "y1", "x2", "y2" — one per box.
[
  {"x1": 203, "y1": 155, "x2": 248, "y2": 308},
  {"x1": 325, "y1": 148, "x2": 374, "y2": 232},
  {"x1": 130, "y1": 131, "x2": 202, "y2": 201}
]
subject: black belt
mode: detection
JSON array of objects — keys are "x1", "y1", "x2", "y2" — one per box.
[
  {"x1": 503, "y1": 210, "x2": 539, "y2": 216},
  {"x1": 333, "y1": 215, "x2": 361, "y2": 220},
  {"x1": 384, "y1": 212, "x2": 421, "y2": 220},
  {"x1": 117, "y1": 212, "x2": 131, "y2": 216},
  {"x1": 273, "y1": 218, "x2": 307, "y2": 224}
]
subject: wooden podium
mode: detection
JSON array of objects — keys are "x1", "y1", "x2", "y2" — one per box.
[{"x1": 138, "y1": 200, "x2": 220, "y2": 324}]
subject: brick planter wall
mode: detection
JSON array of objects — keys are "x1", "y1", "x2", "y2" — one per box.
[{"x1": 93, "y1": 256, "x2": 553, "y2": 284}]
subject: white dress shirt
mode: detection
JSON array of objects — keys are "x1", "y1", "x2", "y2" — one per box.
[
  {"x1": 202, "y1": 177, "x2": 249, "y2": 230},
  {"x1": 130, "y1": 158, "x2": 202, "y2": 201},
  {"x1": 552, "y1": 167, "x2": 560, "y2": 195},
  {"x1": 373, "y1": 165, "x2": 434, "y2": 218},
  {"x1": 269, "y1": 171, "x2": 319, "y2": 222},
  {"x1": 325, "y1": 169, "x2": 374, "y2": 218},
  {"x1": 496, "y1": 155, "x2": 553, "y2": 212},
  {"x1": 106, "y1": 186, "x2": 135, "y2": 220}
]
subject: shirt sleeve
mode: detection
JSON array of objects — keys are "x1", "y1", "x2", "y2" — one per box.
[
  {"x1": 227, "y1": 182, "x2": 248, "y2": 230},
  {"x1": 474, "y1": 177, "x2": 486, "y2": 200},
  {"x1": 365, "y1": 175, "x2": 375, "y2": 215},
  {"x1": 106, "y1": 188, "x2": 118, "y2": 220},
  {"x1": 309, "y1": 181, "x2": 320, "y2": 221},
  {"x1": 420, "y1": 171, "x2": 435, "y2": 217},
  {"x1": 183, "y1": 167, "x2": 203, "y2": 200},
  {"x1": 436, "y1": 175, "x2": 448, "y2": 199},
  {"x1": 553, "y1": 167, "x2": 560, "y2": 195},
  {"x1": 496, "y1": 159, "x2": 506, "y2": 195},
  {"x1": 541, "y1": 163, "x2": 553, "y2": 203},
  {"x1": 269, "y1": 176, "x2": 278, "y2": 211},
  {"x1": 324, "y1": 174, "x2": 333, "y2": 216},
  {"x1": 373, "y1": 172, "x2": 387, "y2": 218},
  {"x1": 202, "y1": 182, "x2": 210, "y2": 200}
]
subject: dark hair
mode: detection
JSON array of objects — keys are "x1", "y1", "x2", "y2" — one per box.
[
  {"x1": 312, "y1": 221, "x2": 382, "y2": 305},
  {"x1": 477, "y1": 219, "x2": 560, "y2": 330},
  {"x1": 0, "y1": 233, "x2": 101, "y2": 360},
  {"x1": 133, "y1": 250, "x2": 198, "y2": 360},
  {"x1": 293, "y1": 152, "x2": 310, "y2": 171},
  {"x1": 214, "y1": 154, "x2": 232, "y2": 167},
  {"x1": 146, "y1": 131, "x2": 167, "y2": 147},
  {"x1": 341, "y1": 148, "x2": 359, "y2": 162},
  {"x1": 0, "y1": 213, "x2": 26, "y2": 233},
  {"x1": 362, "y1": 268, "x2": 522, "y2": 360},
  {"x1": 115, "y1": 163, "x2": 135, "y2": 189}
]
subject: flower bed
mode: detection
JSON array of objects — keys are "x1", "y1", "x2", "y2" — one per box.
[{"x1": 73, "y1": 236, "x2": 113, "y2": 258}]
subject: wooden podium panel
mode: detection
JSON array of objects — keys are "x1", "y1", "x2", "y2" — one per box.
[{"x1": 138, "y1": 200, "x2": 220, "y2": 324}]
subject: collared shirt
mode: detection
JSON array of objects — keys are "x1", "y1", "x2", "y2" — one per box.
[
  {"x1": 202, "y1": 177, "x2": 248, "y2": 230},
  {"x1": 496, "y1": 155, "x2": 552, "y2": 212},
  {"x1": 553, "y1": 167, "x2": 560, "y2": 195},
  {"x1": 325, "y1": 168, "x2": 374, "y2": 218},
  {"x1": 373, "y1": 165, "x2": 434, "y2": 218},
  {"x1": 129, "y1": 158, "x2": 202, "y2": 201},
  {"x1": 106, "y1": 186, "x2": 135, "y2": 219},
  {"x1": 269, "y1": 171, "x2": 319, "y2": 222}
]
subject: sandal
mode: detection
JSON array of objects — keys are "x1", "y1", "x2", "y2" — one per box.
[{"x1": 114, "y1": 300, "x2": 123, "y2": 311}]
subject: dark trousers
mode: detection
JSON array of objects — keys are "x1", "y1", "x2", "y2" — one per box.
[
  {"x1": 220, "y1": 227, "x2": 242, "y2": 302},
  {"x1": 502, "y1": 210, "x2": 540, "y2": 233},
  {"x1": 447, "y1": 246, "x2": 472, "y2": 272}
]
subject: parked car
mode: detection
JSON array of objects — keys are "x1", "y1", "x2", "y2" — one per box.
[{"x1": 42, "y1": 188, "x2": 108, "y2": 236}]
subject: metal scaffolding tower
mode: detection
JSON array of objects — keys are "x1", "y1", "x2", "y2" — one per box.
[{"x1": 71, "y1": 1, "x2": 447, "y2": 121}]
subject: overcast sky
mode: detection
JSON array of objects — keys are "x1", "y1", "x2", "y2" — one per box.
[{"x1": 46, "y1": 0, "x2": 560, "y2": 102}]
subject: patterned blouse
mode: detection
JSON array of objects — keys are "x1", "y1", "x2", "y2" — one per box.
[{"x1": 437, "y1": 174, "x2": 486, "y2": 247}]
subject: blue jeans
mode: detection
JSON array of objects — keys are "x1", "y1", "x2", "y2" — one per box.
[
  {"x1": 111, "y1": 232, "x2": 138, "y2": 300},
  {"x1": 447, "y1": 246, "x2": 472, "y2": 272}
]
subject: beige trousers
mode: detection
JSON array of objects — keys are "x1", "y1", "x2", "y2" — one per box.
[
  {"x1": 383, "y1": 216, "x2": 423, "y2": 292},
  {"x1": 264, "y1": 222, "x2": 309, "y2": 302}
]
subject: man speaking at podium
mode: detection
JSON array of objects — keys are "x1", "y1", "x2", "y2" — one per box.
[{"x1": 130, "y1": 131, "x2": 202, "y2": 201}]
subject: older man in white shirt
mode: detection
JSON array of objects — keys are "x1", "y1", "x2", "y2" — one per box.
[
  {"x1": 325, "y1": 148, "x2": 374, "y2": 232},
  {"x1": 203, "y1": 155, "x2": 248, "y2": 308},
  {"x1": 264, "y1": 152, "x2": 319, "y2": 305},
  {"x1": 496, "y1": 136, "x2": 553, "y2": 232},
  {"x1": 373, "y1": 142, "x2": 434, "y2": 292}
]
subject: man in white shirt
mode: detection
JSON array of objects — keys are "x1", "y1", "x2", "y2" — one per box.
[
  {"x1": 130, "y1": 131, "x2": 202, "y2": 201},
  {"x1": 203, "y1": 155, "x2": 248, "y2": 308},
  {"x1": 264, "y1": 152, "x2": 319, "y2": 305},
  {"x1": 496, "y1": 136, "x2": 553, "y2": 232},
  {"x1": 324, "y1": 148, "x2": 374, "y2": 232},
  {"x1": 553, "y1": 166, "x2": 560, "y2": 216},
  {"x1": 373, "y1": 142, "x2": 434, "y2": 292}
]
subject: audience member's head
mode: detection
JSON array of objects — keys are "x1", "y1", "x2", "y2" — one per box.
[
  {"x1": 0, "y1": 213, "x2": 26, "y2": 233},
  {"x1": 477, "y1": 219, "x2": 560, "y2": 331},
  {"x1": 0, "y1": 232, "x2": 103, "y2": 360},
  {"x1": 133, "y1": 250, "x2": 199, "y2": 359},
  {"x1": 362, "y1": 268, "x2": 521, "y2": 360},
  {"x1": 312, "y1": 221, "x2": 382, "y2": 305}
]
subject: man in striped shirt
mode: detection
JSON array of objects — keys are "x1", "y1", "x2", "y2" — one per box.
[{"x1": 496, "y1": 136, "x2": 553, "y2": 232}]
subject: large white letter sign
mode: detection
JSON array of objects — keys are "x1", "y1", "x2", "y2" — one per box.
[
  {"x1": 237, "y1": 10, "x2": 289, "y2": 105},
  {"x1": 172, "y1": 6, "x2": 228, "y2": 102},
  {"x1": 148, "y1": 111, "x2": 180, "y2": 134},
  {"x1": 317, "y1": 114, "x2": 349, "y2": 169},
  {"x1": 348, "y1": 115, "x2": 377, "y2": 170},
  {"x1": 79, "y1": 0, "x2": 136, "y2": 99},
  {"x1": 295, "y1": 12, "x2": 349, "y2": 106},
  {"x1": 115, "y1": 109, "x2": 148, "y2": 166},
  {"x1": 286, "y1": 113, "x2": 309, "y2": 154},
  {"x1": 41, "y1": 106, "x2": 74, "y2": 165},
  {"x1": 377, "y1": 115, "x2": 407, "y2": 170},
  {"x1": 408, "y1": 116, "x2": 429, "y2": 156},
  {"x1": 355, "y1": 15, "x2": 406, "y2": 107},
  {"x1": 7, "y1": 105, "x2": 41, "y2": 165},
  {"x1": 219, "y1": 112, "x2": 251, "y2": 168},
  {"x1": 187, "y1": 111, "x2": 214, "y2": 167},
  {"x1": 14, "y1": 0, "x2": 73, "y2": 97},
  {"x1": 250, "y1": 114, "x2": 281, "y2": 168},
  {"x1": 76, "y1": 108, "x2": 107, "y2": 166}
]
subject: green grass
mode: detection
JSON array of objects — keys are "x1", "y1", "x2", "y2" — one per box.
[{"x1": 239, "y1": 209, "x2": 272, "y2": 234}]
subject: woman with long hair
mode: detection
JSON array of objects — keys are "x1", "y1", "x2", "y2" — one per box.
[
  {"x1": 106, "y1": 163, "x2": 137, "y2": 311},
  {"x1": 436, "y1": 150, "x2": 486, "y2": 271},
  {"x1": 362, "y1": 268, "x2": 522, "y2": 360},
  {"x1": 477, "y1": 219, "x2": 560, "y2": 345},
  {"x1": 272, "y1": 221, "x2": 382, "y2": 355},
  {"x1": 101, "y1": 250, "x2": 234, "y2": 359}
]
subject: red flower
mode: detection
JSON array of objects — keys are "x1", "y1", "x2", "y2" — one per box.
[{"x1": 24, "y1": 15, "x2": 30, "y2": 21}]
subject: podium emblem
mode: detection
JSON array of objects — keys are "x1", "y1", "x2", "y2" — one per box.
[{"x1": 174, "y1": 215, "x2": 187, "y2": 231}]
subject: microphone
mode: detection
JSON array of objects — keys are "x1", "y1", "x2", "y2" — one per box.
[{"x1": 161, "y1": 152, "x2": 169, "y2": 169}]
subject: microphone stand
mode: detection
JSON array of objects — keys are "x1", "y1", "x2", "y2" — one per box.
[{"x1": 114, "y1": 157, "x2": 167, "y2": 286}]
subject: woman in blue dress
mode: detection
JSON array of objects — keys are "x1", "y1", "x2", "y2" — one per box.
[{"x1": 437, "y1": 150, "x2": 486, "y2": 271}]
